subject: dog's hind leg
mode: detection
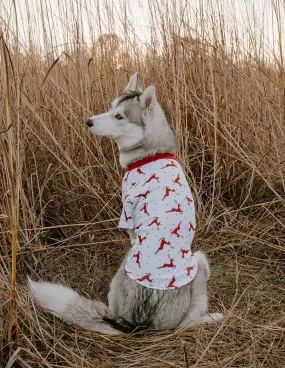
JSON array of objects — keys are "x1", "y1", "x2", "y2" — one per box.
[
  {"x1": 107, "y1": 256, "x2": 131, "y2": 316},
  {"x1": 178, "y1": 250, "x2": 223, "y2": 329}
]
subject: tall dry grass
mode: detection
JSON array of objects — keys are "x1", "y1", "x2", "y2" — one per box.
[{"x1": 0, "y1": 0, "x2": 284, "y2": 367}]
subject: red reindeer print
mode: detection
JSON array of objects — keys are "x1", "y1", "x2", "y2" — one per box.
[
  {"x1": 131, "y1": 182, "x2": 137, "y2": 188},
  {"x1": 135, "y1": 190, "x2": 150, "y2": 199},
  {"x1": 136, "y1": 273, "x2": 153, "y2": 283},
  {"x1": 148, "y1": 217, "x2": 161, "y2": 228},
  {"x1": 124, "y1": 193, "x2": 130, "y2": 200},
  {"x1": 135, "y1": 223, "x2": 142, "y2": 230},
  {"x1": 186, "y1": 266, "x2": 194, "y2": 276},
  {"x1": 140, "y1": 203, "x2": 150, "y2": 216},
  {"x1": 162, "y1": 187, "x2": 176, "y2": 200},
  {"x1": 186, "y1": 196, "x2": 193, "y2": 206},
  {"x1": 158, "y1": 256, "x2": 176, "y2": 269},
  {"x1": 124, "y1": 171, "x2": 130, "y2": 182},
  {"x1": 171, "y1": 221, "x2": 182, "y2": 237},
  {"x1": 124, "y1": 210, "x2": 132, "y2": 222},
  {"x1": 161, "y1": 160, "x2": 177, "y2": 169},
  {"x1": 155, "y1": 238, "x2": 172, "y2": 254},
  {"x1": 166, "y1": 203, "x2": 183, "y2": 214},
  {"x1": 167, "y1": 276, "x2": 178, "y2": 289},
  {"x1": 143, "y1": 174, "x2": 160, "y2": 186},
  {"x1": 180, "y1": 248, "x2": 190, "y2": 258},
  {"x1": 133, "y1": 251, "x2": 141, "y2": 268},
  {"x1": 173, "y1": 174, "x2": 182, "y2": 186},
  {"x1": 127, "y1": 200, "x2": 134, "y2": 205},
  {"x1": 188, "y1": 222, "x2": 195, "y2": 231},
  {"x1": 138, "y1": 233, "x2": 148, "y2": 245},
  {"x1": 137, "y1": 168, "x2": 145, "y2": 175}
]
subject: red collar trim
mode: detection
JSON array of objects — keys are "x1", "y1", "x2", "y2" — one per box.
[{"x1": 126, "y1": 153, "x2": 177, "y2": 171}]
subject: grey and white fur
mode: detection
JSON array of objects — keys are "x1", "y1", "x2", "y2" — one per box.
[{"x1": 28, "y1": 73, "x2": 223, "y2": 335}]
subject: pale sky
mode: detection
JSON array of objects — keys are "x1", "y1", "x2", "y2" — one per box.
[{"x1": 0, "y1": 0, "x2": 284, "y2": 62}]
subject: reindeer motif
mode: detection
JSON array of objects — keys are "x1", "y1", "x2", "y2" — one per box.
[
  {"x1": 188, "y1": 222, "x2": 195, "y2": 231},
  {"x1": 155, "y1": 238, "x2": 172, "y2": 254},
  {"x1": 140, "y1": 203, "x2": 150, "y2": 216},
  {"x1": 171, "y1": 221, "x2": 182, "y2": 237},
  {"x1": 138, "y1": 233, "x2": 148, "y2": 245},
  {"x1": 166, "y1": 203, "x2": 183, "y2": 214},
  {"x1": 143, "y1": 174, "x2": 160, "y2": 186},
  {"x1": 148, "y1": 217, "x2": 161, "y2": 227},
  {"x1": 186, "y1": 196, "x2": 193, "y2": 206},
  {"x1": 135, "y1": 190, "x2": 150, "y2": 199},
  {"x1": 137, "y1": 168, "x2": 145, "y2": 175},
  {"x1": 162, "y1": 186, "x2": 176, "y2": 200},
  {"x1": 136, "y1": 273, "x2": 153, "y2": 283},
  {"x1": 173, "y1": 174, "x2": 182, "y2": 186},
  {"x1": 133, "y1": 251, "x2": 141, "y2": 268},
  {"x1": 161, "y1": 160, "x2": 177, "y2": 169},
  {"x1": 124, "y1": 210, "x2": 132, "y2": 222},
  {"x1": 186, "y1": 266, "x2": 194, "y2": 276},
  {"x1": 124, "y1": 171, "x2": 130, "y2": 182},
  {"x1": 180, "y1": 248, "x2": 190, "y2": 258},
  {"x1": 166, "y1": 275, "x2": 178, "y2": 289},
  {"x1": 158, "y1": 255, "x2": 176, "y2": 269}
]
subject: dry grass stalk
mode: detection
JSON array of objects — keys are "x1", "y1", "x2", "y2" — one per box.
[{"x1": 0, "y1": 33, "x2": 19, "y2": 344}]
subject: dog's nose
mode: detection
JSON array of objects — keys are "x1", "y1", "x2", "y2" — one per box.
[{"x1": 86, "y1": 118, "x2": 94, "y2": 127}]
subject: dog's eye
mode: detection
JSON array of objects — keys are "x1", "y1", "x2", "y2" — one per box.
[{"x1": 115, "y1": 114, "x2": 124, "y2": 120}]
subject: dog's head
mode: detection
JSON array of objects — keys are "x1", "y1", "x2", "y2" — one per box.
[{"x1": 86, "y1": 73, "x2": 163, "y2": 150}]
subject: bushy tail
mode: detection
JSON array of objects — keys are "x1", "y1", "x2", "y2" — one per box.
[{"x1": 28, "y1": 277, "x2": 133, "y2": 335}]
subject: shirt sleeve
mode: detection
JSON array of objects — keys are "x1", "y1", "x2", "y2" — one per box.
[
  {"x1": 118, "y1": 200, "x2": 135, "y2": 229},
  {"x1": 118, "y1": 180, "x2": 135, "y2": 229}
]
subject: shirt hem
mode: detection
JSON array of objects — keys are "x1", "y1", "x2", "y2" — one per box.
[
  {"x1": 119, "y1": 224, "x2": 134, "y2": 230},
  {"x1": 125, "y1": 270, "x2": 198, "y2": 290}
]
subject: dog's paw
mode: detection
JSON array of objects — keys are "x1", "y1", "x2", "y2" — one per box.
[{"x1": 208, "y1": 312, "x2": 224, "y2": 322}]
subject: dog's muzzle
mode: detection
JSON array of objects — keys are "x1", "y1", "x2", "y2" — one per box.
[{"x1": 86, "y1": 118, "x2": 94, "y2": 127}]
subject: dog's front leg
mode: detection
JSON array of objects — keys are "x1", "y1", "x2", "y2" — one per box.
[{"x1": 128, "y1": 229, "x2": 136, "y2": 246}]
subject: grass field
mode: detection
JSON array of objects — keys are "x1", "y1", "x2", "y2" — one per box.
[{"x1": 0, "y1": 0, "x2": 284, "y2": 366}]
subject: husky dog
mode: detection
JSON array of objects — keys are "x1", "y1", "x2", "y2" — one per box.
[{"x1": 28, "y1": 73, "x2": 223, "y2": 334}]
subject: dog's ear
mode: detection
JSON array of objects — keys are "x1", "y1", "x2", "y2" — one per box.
[
  {"x1": 124, "y1": 72, "x2": 142, "y2": 93},
  {"x1": 140, "y1": 85, "x2": 157, "y2": 110}
]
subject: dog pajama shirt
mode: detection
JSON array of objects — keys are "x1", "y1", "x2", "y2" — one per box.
[{"x1": 119, "y1": 153, "x2": 198, "y2": 290}]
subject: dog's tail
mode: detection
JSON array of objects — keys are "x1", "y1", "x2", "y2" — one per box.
[{"x1": 28, "y1": 277, "x2": 134, "y2": 335}]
